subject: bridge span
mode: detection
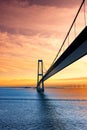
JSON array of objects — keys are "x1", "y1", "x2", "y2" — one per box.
[
  {"x1": 41, "y1": 26, "x2": 87, "y2": 82},
  {"x1": 37, "y1": 0, "x2": 87, "y2": 92}
]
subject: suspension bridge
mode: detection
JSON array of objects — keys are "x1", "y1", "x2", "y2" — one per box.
[{"x1": 37, "y1": 0, "x2": 87, "y2": 92}]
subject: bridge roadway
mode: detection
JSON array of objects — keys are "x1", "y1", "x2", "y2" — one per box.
[{"x1": 39, "y1": 26, "x2": 87, "y2": 84}]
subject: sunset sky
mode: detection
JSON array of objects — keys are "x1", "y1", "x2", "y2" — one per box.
[{"x1": 0, "y1": 0, "x2": 87, "y2": 87}]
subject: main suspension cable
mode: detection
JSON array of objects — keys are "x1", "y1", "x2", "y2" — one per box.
[{"x1": 50, "y1": 0, "x2": 85, "y2": 67}]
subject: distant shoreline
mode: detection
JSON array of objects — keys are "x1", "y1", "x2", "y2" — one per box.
[{"x1": 0, "y1": 86, "x2": 87, "y2": 89}]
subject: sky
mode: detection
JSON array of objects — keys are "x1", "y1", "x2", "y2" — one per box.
[{"x1": 0, "y1": 0, "x2": 87, "y2": 87}]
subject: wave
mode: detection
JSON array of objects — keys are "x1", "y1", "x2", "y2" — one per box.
[{"x1": 0, "y1": 97, "x2": 87, "y2": 101}]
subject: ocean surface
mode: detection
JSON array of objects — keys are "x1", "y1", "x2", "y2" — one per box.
[{"x1": 0, "y1": 87, "x2": 87, "y2": 130}]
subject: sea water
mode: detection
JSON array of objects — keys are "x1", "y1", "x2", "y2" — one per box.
[{"x1": 0, "y1": 87, "x2": 87, "y2": 130}]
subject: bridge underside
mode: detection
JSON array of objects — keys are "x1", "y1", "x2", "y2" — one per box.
[{"x1": 40, "y1": 26, "x2": 87, "y2": 83}]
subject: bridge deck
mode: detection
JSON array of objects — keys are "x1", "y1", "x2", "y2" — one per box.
[{"x1": 40, "y1": 26, "x2": 87, "y2": 82}]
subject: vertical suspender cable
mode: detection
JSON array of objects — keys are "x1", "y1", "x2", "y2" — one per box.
[
  {"x1": 84, "y1": 0, "x2": 86, "y2": 26},
  {"x1": 68, "y1": 34, "x2": 69, "y2": 46},
  {"x1": 74, "y1": 21, "x2": 76, "y2": 38}
]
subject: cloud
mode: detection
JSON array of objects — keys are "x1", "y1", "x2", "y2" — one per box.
[
  {"x1": 27, "y1": 0, "x2": 82, "y2": 8},
  {"x1": 0, "y1": 31, "x2": 57, "y2": 65},
  {"x1": 0, "y1": 32, "x2": 23, "y2": 48},
  {"x1": 0, "y1": 24, "x2": 18, "y2": 34},
  {"x1": 0, "y1": 0, "x2": 83, "y2": 38},
  {"x1": 0, "y1": 0, "x2": 82, "y2": 8},
  {"x1": 0, "y1": 23, "x2": 62, "y2": 39}
]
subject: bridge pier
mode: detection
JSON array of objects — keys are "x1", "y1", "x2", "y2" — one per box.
[{"x1": 37, "y1": 60, "x2": 44, "y2": 92}]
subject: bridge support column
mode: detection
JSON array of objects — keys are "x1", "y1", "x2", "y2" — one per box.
[{"x1": 37, "y1": 60, "x2": 44, "y2": 92}]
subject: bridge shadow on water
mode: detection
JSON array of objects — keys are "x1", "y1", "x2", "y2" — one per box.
[{"x1": 36, "y1": 92, "x2": 67, "y2": 130}]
